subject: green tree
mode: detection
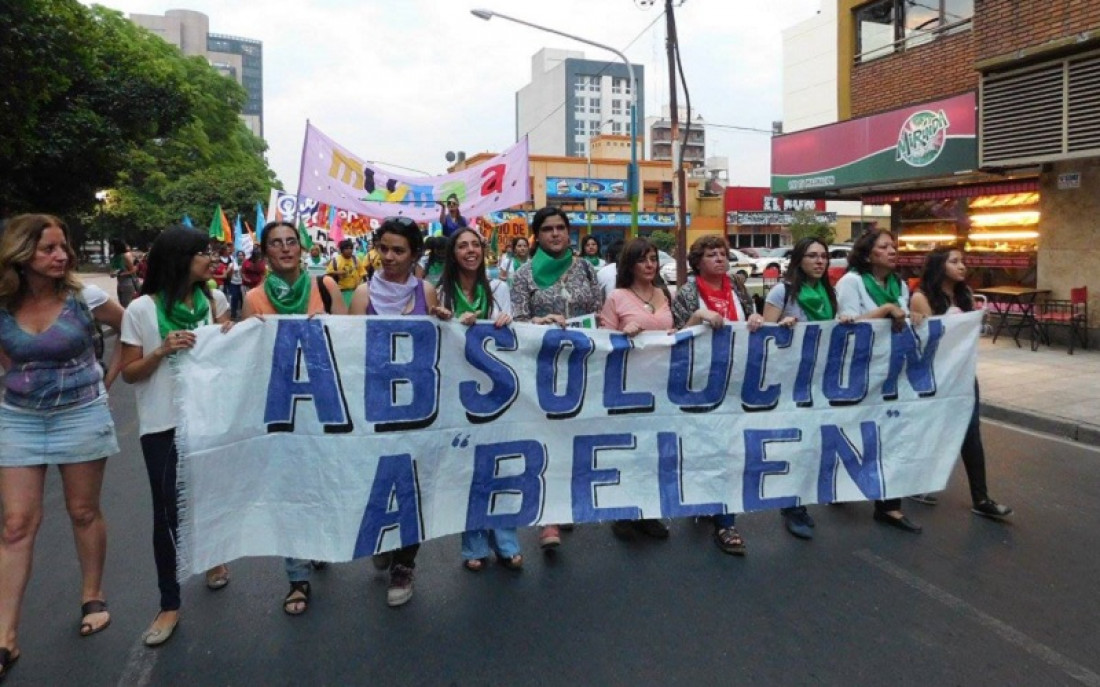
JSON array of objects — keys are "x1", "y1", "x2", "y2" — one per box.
[
  {"x1": 648, "y1": 230, "x2": 676, "y2": 254},
  {"x1": 789, "y1": 210, "x2": 835, "y2": 245}
]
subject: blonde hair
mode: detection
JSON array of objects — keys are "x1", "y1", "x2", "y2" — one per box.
[{"x1": 0, "y1": 214, "x2": 83, "y2": 309}]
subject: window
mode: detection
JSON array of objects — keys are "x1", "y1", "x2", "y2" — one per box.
[
  {"x1": 574, "y1": 98, "x2": 585, "y2": 114},
  {"x1": 855, "y1": 0, "x2": 973, "y2": 62},
  {"x1": 589, "y1": 97, "x2": 600, "y2": 114},
  {"x1": 589, "y1": 120, "x2": 601, "y2": 133},
  {"x1": 612, "y1": 78, "x2": 622, "y2": 94},
  {"x1": 588, "y1": 75, "x2": 601, "y2": 92},
  {"x1": 612, "y1": 99, "x2": 623, "y2": 116},
  {"x1": 574, "y1": 77, "x2": 587, "y2": 94},
  {"x1": 612, "y1": 121, "x2": 622, "y2": 134},
  {"x1": 575, "y1": 121, "x2": 586, "y2": 135}
]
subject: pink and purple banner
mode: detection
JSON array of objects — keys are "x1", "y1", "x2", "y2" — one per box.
[{"x1": 297, "y1": 122, "x2": 531, "y2": 223}]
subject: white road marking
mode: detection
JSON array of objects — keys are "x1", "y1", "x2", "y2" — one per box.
[{"x1": 116, "y1": 637, "x2": 157, "y2": 687}]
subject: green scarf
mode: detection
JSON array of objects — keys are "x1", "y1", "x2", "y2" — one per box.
[
  {"x1": 263, "y1": 270, "x2": 312, "y2": 315},
  {"x1": 861, "y1": 272, "x2": 902, "y2": 307},
  {"x1": 795, "y1": 280, "x2": 834, "y2": 321},
  {"x1": 530, "y1": 249, "x2": 574, "y2": 290},
  {"x1": 155, "y1": 287, "x2": 211, "y2": 339},
  {"x1": 582, "y1": 255, "x2": 601, "y2": 267},
  {"x1": 454, "y1": 281, "x2": 489, "y2": 318}
]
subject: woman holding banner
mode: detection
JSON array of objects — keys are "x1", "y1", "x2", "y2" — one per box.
[
  {"x1": 600, "y1": 237, "x2": 674, "y2": 542},
  {"x1": 510, "y1": 207, "x2": 603, "y2": 549},
  {"x1": 243, "y1": 221, "x2": 347, "y2": 615},
  {"x1": 119, "y1": 225, "x2": 234, "y2": 646},
  {"x1": 671, "y1": 234, "x2": 764, "y2": 555},
  {"x1": 761, "y1": 237, "x2": 839, "y2": 540},
  {"x1": 835, "y1": 229, "x2": 922, "y2": 533},
  {"x1": 0, "y1": 215, "x2": 125, "y2": 679},
  {"x1": 350, "y1": 216, "x2": 438, "y2": 607},
  {"x1": 907, "y1": 247, "x2": 1012, "y2": 520},
  {"x1": 432, "y1": 227, "x2": 522, "y2": 571}
]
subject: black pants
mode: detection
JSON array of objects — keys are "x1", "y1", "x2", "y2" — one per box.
[
  {"x1": 140, "y1": 430, "x2": 181, "y2": 611},
  {"x1": 392, "y1": 545, "x2": 419, "y2": 569},
  {"x1": 960, "y1": 384, "x2": 989, "y2": 505}
]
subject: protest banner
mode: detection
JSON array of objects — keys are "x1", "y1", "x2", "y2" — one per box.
[
  {"x1": 174, "y1": 312, "x2": 980, "y2": 576},
  {"x1": 297, "y1": 122, "x2": 530, "y2": 223}
]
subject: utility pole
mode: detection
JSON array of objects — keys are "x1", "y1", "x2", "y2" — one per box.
[{"x1": 666, "y1": 0, "x2": 689, "y2": 285}]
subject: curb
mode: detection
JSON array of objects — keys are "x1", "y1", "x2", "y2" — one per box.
[{"x1": 980, "y1": 401, "x2": 1100, "y2": 448}]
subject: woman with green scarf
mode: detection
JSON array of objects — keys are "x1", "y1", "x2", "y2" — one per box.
[
  {"x1": 509, "y1": 207, "x2": 603, "y2": 550},
  {"x1": 119, "y1": 225, "x2": 233, "y2": 647},
  {"x1": 579, "y1": 235, "x2": 606, "y2": 269},
  {"x1": 432, "y1": 227, "x2": 521, "y2": 571},
  {"x1": 762, "y1": 237, "x2": 840, "y2": 541},
  {"x1": 835, "y1": 229, "x2": 921, "y2": 534},
  {"x1": 241, "y1": 221, "x2": 345, "y2": 616}
]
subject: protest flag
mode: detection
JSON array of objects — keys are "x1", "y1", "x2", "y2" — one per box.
[
  {"x1": 209, "y1": 205, "x2": 232, "y2": 244},
  {"x1": 297, "y1": 217, "x2": 314, "y2": 250},
  {"x1": 329, "y1": 206, "x2": 345, "y2": 243},
  {"x1": 182, "y1": 214, "x2": 194, "y2": 228},
  {"x1": 256, "y1": 201, "x2": 266, "y2": 239}
]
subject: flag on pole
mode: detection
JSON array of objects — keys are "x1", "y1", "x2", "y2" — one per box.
[
  {"x1": 182, "y1": 214, "x2": 194, "y2": 228},
  {"x1": 209, "y1": 205, "x2": 232, "y2": 244},
  {"x1": 255, "y1": 202, "x2": 266, "y2": 240},
  {"x1": 329, "y1": 206, "x2": 345, "y2": 244},
  {"x1": 234, "y1": 214, "x2": 246, "y2": 252},
  {"x1": 297, "y1": 217, "x2": 314, "y2": 250}
]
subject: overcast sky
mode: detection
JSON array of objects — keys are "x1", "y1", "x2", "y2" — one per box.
[{"x1": 86, "y1": 0, "x2": 822, "y2": 192}]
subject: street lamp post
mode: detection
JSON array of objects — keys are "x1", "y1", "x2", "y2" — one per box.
[{"x1": 471, "y1": 8, "x2": 639, "y2": 237}]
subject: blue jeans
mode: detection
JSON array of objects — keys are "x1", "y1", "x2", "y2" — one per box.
[
  {"x1": 461, "y1": 529, "x2": 520, "y2": 560},
  {"x1": 285, "y1": 557, "x2": 311, "y2": 583}
]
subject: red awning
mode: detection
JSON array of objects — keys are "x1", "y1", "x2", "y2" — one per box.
[{"x1": 862, "y1": 179, "x2": 1039, "y2": 204}]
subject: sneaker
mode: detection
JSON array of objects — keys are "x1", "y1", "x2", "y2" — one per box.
[
  {"x1": 386, "y1": 564, "x2": 414, "y2": 607},
  {"x1": 634, "y1": 518, "x2": 670, "y2": 539},
  {"x1": 908, "y1": 493, "x2": 939, "y2": 505},
  {"x1": 972, "y1": 499, "x2": 1013, "y2": 520},
  {"x1": 539, "y1": 525, "x2": 561, "y2": 549},
  {"x1": 782, "y1": 509, "x2": 814, "y2": 540}
]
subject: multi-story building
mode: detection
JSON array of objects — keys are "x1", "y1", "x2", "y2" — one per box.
[
  {"x1": 129, "y1": 9, "x2": 263, "y2": 138},
  {"x1": 646, "y1": 107, "x2": 706, "y2": 171},
  {"x1": 516, "y1": 48, "x2": 645, "y2": 159},
  {"x1": 772, "y1": 0, "x2": 1099, "y2": 339}
]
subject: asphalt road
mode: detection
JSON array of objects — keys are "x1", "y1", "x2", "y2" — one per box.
[{"x1": 7, "y1": 355, "x2": 1100, "y2": 686}]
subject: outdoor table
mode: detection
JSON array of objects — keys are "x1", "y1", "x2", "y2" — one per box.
[{"x1": 974, "y1": 286, "x2": 1050, "y2": 349}]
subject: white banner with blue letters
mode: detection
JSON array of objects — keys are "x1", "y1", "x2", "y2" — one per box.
[{"x1": 174, "y1": 311, "x2": 981, "y2": 575}]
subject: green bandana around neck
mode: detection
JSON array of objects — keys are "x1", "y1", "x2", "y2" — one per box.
[
  {"x1": 263, "y1": 270, "x2": 312, "y2": 314},
  {"x1": 861, "y1": 272, "x2": 902, "y2": 308},
  {"x1": 795, "y1": 280, "x2": 834, "y2": 321},
  {"x1": 530, "y1": 249, "x2": 573, "y2": 290},
  {"x1": 453, "y1": 281, "x2": 489, "y2": 318},
  {"x1": 155, "y1": 286, "x2": 211, "y2": 339},
  {"x1": 582, "y1": 255, "x2": 601, "y2": 267}
]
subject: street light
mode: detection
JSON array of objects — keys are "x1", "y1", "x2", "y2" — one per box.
[{"x1": 471, "y1": 8, "x2": 640, "y2": 237}]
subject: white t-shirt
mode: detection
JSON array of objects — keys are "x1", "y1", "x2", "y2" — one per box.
[
  {"x1": 835, "y1": 271, "x2": 909, "y2": 318},
  {"x1": 596, "y1": 263, "x2": 618, "y2": 300},
  {"x1": 121, "y1": 290, "x2": 229, "y2": 436},
  {"x1": 489, "y1": 279, "x2": 513, "y2": 318},
  {"x1": 82, "y1": 284, "x2": 109, "y2": 309}
]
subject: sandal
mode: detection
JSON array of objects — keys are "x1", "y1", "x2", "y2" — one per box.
[
  {"x1": 714, "y1": 527, "x2": 747, "y2": 555},
  {"x1": 463, "y1": 558, "x2": 487, "y2": 572},
  {"x1": 0, "y1": 647, "x2": 20, "y2": 680},
  {"x1": 283, "y1": 581, "x2": 311, "y2": 616},
  {"x1": 497, "y1": 553, "x2": 524, "y2": 571},
  {"x1": 205, "y1": 565, "x2": 230, "y2": 590},
  {"x1": 79, "y1": 599, "x2": 111, "y2": 636}
]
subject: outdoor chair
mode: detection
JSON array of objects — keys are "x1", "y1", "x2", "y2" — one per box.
[{"x1": 1034, "y1": 286, "x2": 1089, "y2": 354}]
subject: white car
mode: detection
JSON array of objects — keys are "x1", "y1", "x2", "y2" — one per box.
[
  {"x1": 659, "y1": 249, "x2": 754, "y2": 285},
  {"x1": 748, "y1": 247, "x2": 792, "y2": 276},
  {"x1": 828, "y1": 244, "x2": 853, "y2": 270}
]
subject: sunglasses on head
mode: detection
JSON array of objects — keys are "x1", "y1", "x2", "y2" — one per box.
[{"x1": 383, "y1": 216, "x2": 418, "y2": 229}]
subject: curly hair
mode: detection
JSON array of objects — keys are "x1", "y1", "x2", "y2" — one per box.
[
  {"x1": 0, "y1": 214, "x2": 83, "y2": 309},
  {"x1": 687, "y1": 234, "x2": 729, "y2": 275},
  {"x1": 846, "y1": 229, "x2": 896, "y2": 275}
]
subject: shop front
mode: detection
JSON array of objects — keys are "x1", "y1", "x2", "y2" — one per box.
[
  {"x1": 724, "y1": 187, "x2": 834, "y2": 249},
  {"x1": 772, "y1": 91, "x2": 1040, "y2": 287}
]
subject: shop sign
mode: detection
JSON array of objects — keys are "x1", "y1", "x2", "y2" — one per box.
[
  {"x1": 547, "y1": 177, "x2": 627, "y2": 199},
  {"x1": 771, "y1": 92, "x2": 977, "y2": 195},
  {"x1": 728, "y1": 211, "x2": 837, "y2": 226},
  {"x1": 1057, "y1": 172, "x2": 1080, "y2": 190},
  {"x1": 487, "y1": 210, "x2": 689, "y2": 229},
  {"x1": 724, "y1": 186, "x2": 825, "y2": 213}
]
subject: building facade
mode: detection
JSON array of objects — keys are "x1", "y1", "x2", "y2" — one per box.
[
  {"x1": 129, "y1": 9, "x2": 263, "y2": 137},
  {"x1": 646, "y1": 107, "x2": 706, "y2": 170},
  {"x1": 773, "y1": 0, "x2": 1100, "y2": 336},
  {"x1": 516, "y1": 48, "x2": 645, "y2": 159}
]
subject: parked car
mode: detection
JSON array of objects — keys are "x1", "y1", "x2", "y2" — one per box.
[
  {"x1": 659, "y1": 249, "x2": 754, "y2": 285},
  {"x1": 828, "y1": 243, "x2": 853, "y2": 269},
  {"x1": 748, "y1": 246, "x2": 792, "y2": 276}
]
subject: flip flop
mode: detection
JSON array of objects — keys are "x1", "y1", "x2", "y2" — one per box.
[
  {"x1": 283, "y1": 581, "x2": 311, "y2": 616},
  {"x1": 463, "y1": 558, "x2": 487, "y2": 572},
  {"x1": 79, "y1": 600, "x2": 111, "y2": 637},
  {"x1": 205, "y1": 565, "x2": 230, "y2": 590},
  {"x1": 497, "y1": 553, "x2": 524, "y2": 571}
]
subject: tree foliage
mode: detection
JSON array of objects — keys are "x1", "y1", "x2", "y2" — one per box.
[
  {"x1": 648, "y1": 230, "x2": 677, "y2": 255},
  {"x1": 1, "y1": 1, "x2": 279, "y2": 246},
  {"x1": 789, "y1": 210, "x2": 836, "y2": 246}
]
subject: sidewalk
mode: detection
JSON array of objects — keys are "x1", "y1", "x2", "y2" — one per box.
[{"x1": 80, "y1": 272, "x2": 1100, "y2": 446}]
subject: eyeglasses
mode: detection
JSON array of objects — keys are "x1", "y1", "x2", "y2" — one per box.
[
  {"x1": 194, "y1": 249, "x2": 218, "y2": 257},
  {"x1": 268, "y1": 238, "x2": 299, "y2": 249}
]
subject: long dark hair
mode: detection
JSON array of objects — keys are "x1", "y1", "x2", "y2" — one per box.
[
  {"x1": 918, "y1": 245, "x2": 973, "y2": 314},
  {"x1": 438, "y1": 228, "x2": 494, "y2": 314},
  {"x1": 140, "y1": 225, "x2": 212, "y2": 312},
  {"x1": 847, "y1": 228, "x2": 895, "y2": 275},
  {"x1": 782, "y1": 237, "x2": 837, "y2": 311},
  {"x1": 615, "y1": 237, "x2": 671, "y2": 303}
]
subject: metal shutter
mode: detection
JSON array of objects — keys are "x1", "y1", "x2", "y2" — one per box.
[{"x1": 1068, "y1": 52, "x2": 1100, "y2": 153}]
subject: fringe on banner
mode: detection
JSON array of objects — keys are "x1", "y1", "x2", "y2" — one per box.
[{"x1": 170, "y1": 354, "x2": 194, "y2": 581}]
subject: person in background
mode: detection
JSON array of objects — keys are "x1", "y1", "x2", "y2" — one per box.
[
  {"x1": 0, "y1": 215, "x2": 125, "y2": 680},
  {"x1": 327, "y1": 239, "x2": 365, "y2": 308},
  {"x1": 419, "y1": 236, "x2": 447, "y2": 286},
  {"x1": 579, "y1": 235, "x2": 606, "y2": 270},
  {"x1": 303, "y1": 244, "x2": 328, "y2": 277},
  {"x1": 349, "y1": 217, "x2": 438, "y2": 607},
  {"x1": 907, "y1": 246, "x2": 1013, "y2": 520},
  {"x1": 497, "y1": 236, "x2": 530, "y2": 284},
  {"x1": 211, "y1": 243, "x2": 232, "y2": 292},
  {"x1": 671, "y1": 234, "x2": 764, "y2": 555},
  {"x1": 510, "y1": 207, "x2": 603, "y2": 550},
  {"x1": 835, "y1": 229, "x2": 921, "y2": 533},
  {"x1": 600, "y1": 238, "x2": 674, "y2": 541},
  {"x1": 596, "y1": 239, "x2": 624, "y2": 300},
  {"x1": 437, "y1": 193, "x2": 468, "y2": 238},
  {"x1": 240, "y1": 246, "x2": 266, "y2": 297},
  {"x1": 119, "y1": 225, "x2": 233, "y2": 647},
  {"x1": 761, "y1": 237, "x2": 837, "y2": 540},
  {"x1": 226, "y1": 250, "x2": 244, "y2": 320},
  {"x1": 109, "y1": 238, "x2": 141, "y2": 307},
  {"x1": 431, "y1": 228, "x2": 520, "y2": 571}
]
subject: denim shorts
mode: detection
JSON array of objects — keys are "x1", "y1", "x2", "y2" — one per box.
[{"x1": 0, "y1": 395, "x2": 119, "y2": 466}]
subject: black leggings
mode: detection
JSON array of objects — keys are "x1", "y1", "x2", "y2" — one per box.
[
  {"x1": 960, "y1": 384, "x2": 989, "y2": 505},
  {"x1": 140, "y1": 429, "x2": 181, "y2": 611}
]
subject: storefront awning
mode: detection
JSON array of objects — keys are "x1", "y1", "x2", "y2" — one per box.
[{"x1": 862, "y1": 179, "x2": 1039, "y2": 203}]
